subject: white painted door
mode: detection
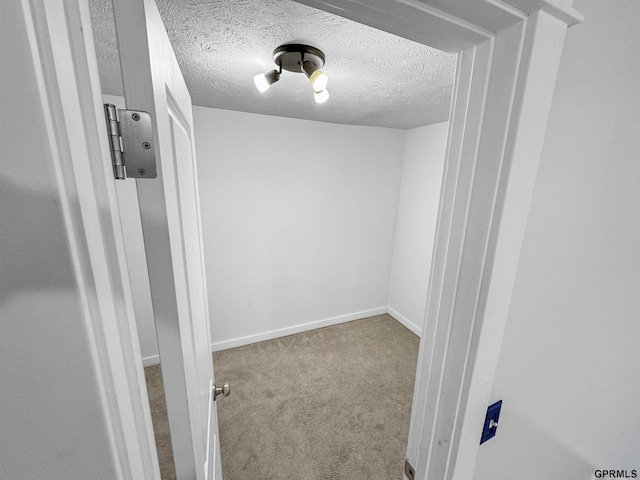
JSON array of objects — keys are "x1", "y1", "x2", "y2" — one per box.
[{"x1": 110, "y1": 0, "x2": 222, "y2": 479}]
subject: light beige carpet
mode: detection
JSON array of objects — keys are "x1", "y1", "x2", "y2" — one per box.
[{"x1": 145, "y1": 314, "x2": 419, "y2": 480}]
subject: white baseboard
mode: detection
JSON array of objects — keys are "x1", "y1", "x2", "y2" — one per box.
[
  {"x1": 139, "y1": 306, "x2": 419, "y2": 365},
  {"x1": 387, "y1": 307, "x2": 422, "y2": 337},
  {"x1": 142, "y1": 354, "x2": 160, "y2": 367},
  {"x1": 211, "y1": 307, "x2": 388, "y2": 352}
]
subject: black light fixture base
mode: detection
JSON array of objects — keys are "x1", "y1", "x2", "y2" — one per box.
[{"x1": 273, "y1": 44, "x2": 325, "y2": 72}]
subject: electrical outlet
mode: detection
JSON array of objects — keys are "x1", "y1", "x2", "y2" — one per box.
[{"x1": 480, "y1": 400, "x2": 502, "y2": 445}]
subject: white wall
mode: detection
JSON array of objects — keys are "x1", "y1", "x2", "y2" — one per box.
[
  {"x1": 108, "y1": 98, "x2": 447, "y2": 360},
  {"x1": 473, "y1": 1, "x2": 640, "y2": 477},
  {"x1": 193, "y1": 108, "x2": 406, "y2": 350},
  {"x1": 387, "y1": 122, "x2": 448, "y2": 335}
]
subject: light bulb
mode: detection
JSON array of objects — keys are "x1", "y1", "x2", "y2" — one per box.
[
  {"x1": 253, "y1": 69, "x2": 280, "y2": 93},
  {"x1": 309, "y1": 70, "x2": 329, "y2": 92},
  {"x1": 302, "y1": 61, "x2": 329, "y2": 92},
  {"x1": 314, "y1": 89, "x2": 329, "y2": 104},
  {"x1": 253, "y1": 73, "x2": 270, "y2": 93}
]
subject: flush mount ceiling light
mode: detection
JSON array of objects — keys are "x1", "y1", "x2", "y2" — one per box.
[{"x1": 253, "y1": 44, "x2": 330, "y2": 104}]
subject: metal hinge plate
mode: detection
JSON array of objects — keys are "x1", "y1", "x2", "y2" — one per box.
[
  {"x1": 404, "y1": 459, "x2": 415, "y2": 480},
  {"x1": 104, "y1": 104, "x2": 156, "y2": 179}
]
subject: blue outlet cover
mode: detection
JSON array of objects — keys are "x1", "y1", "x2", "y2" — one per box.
[{"x1": 480, "y1": 400, "x2": 502, "y2": 445}]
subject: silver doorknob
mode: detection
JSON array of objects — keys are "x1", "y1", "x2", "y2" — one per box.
[{"x1": 212, "y1": 383, "x2": 230, "y2": 401}]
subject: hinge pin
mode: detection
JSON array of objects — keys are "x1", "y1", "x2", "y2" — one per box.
[{"x1": 104, "y1": 104, "x2": 126, "y2": 179}]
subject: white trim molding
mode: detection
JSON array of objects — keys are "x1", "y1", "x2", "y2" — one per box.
[
  {"x1": 138, "y1": 307, "x2": 411, "y2": 363},
  {"x1": 16, "y1": 0, "x2": 160, "y2": 478},
  {"x1": 388, "y1": 308, "x2": 422, "y2": 337},
  {"x1": 211, "y1": 307, "x2": 388, "y2": 352},
  {"x1": 142, "y1": 354, "x2": 162, "y2": 368}
]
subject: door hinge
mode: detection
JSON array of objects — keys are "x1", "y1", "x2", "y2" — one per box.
[
  {"x1": 404, "y1": 459, "x2": 415, "y2": 480},
  {"x1": 104, "y1": 104, "x2": 156, "y2": 179}
]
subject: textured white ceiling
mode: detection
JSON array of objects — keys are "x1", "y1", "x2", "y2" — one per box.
[{"x1": 89, "y1": 0, "x2": 456, "y2": 129}]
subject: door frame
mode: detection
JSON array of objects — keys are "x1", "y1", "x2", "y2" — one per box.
[
  {"x1": 27, "y1": 0, "x2": 581, "y2": 479},
  {"x1": 294, "y1": 1, "x2": 582, "y2": 478},
  {"x1": 20, "y1": 0, "x2": 160, "y2": 478}
]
